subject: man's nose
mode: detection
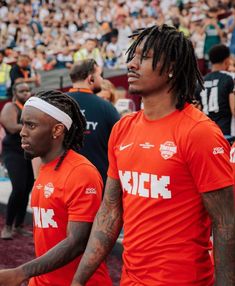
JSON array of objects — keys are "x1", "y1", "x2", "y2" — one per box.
[
  {"x1": 127, "y1": 55, "x2": 139, "y2": 70},
  {"x1": 20, "y1": 125, "x2": 26, "y2": 138}
]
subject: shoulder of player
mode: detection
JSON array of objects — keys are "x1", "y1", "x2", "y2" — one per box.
[
  {"x1": 219, "y1": 71, "x2": 235, "y2": 80},
  {"x1": 112, "y1": 110, "x2": 139, "y2": 129},
  {"x1": 205, "y1": 71, "x2": 234, "y2": 82},
  {"x1": 62, "y1": 150, "x2": 97, "y2": 171},
  {"x1": 177, "y1": 104, "x2": 221, "y2": 138},
  {"x1": 181, "y1": 104, "x2": 209, "y2": 125},
  {"x1": 69, "y1": 91, "x2": 116, "y2": 109}
]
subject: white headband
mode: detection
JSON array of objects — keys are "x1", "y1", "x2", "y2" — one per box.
[{"x1": 24, "y1": 97, "x2": 72, "y2": 130}]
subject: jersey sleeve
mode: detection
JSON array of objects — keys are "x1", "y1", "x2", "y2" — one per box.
[
  {"x1": 184, "y1": 120, "x2": 233, "y2": 193},
  {"x1": 107, "y1": 123, "x2": 119, "y2": 179},
  {"x1": 64, "y1": 164, "x2": 103, "y2": 222}
]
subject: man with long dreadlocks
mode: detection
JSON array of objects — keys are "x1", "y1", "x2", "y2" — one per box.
[
  {"x1": 0, "y1": 90, "x2": 112, "y2": 286},
  {"x1": 71, "y1": 25, "x2": 235, "y2": 286}
]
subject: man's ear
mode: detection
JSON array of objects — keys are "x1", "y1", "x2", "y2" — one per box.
[
  {"x1": 88, "y1": 74, "x2": 94, "y2": 85},
  {"x1": 52, "y1": 123, "x2": 65, "y2": 139}
]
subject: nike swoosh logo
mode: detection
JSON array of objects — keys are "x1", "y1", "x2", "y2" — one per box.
[{"x1": 120, "y1": 143, "x2": 133, "y2": 151}]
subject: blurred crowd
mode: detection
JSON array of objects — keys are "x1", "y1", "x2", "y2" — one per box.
[{"x1": 0, "y1": 0, "x2": 234, "y2": 73}]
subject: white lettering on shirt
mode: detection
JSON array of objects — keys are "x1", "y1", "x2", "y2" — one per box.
[
  {"x1": 32, "y1": 207, "x2": 58, "y2": 228},
  {"x1": 86, "y1": 121, "x2": 98, "y2": 131},
  {"x1": 81, "y1": 109, "x2": 98, "y2": 131},
  {"x1": 119, "y1": 170, "x2": 171, "y2": 199}
]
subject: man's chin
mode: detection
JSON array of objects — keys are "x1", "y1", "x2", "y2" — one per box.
[
  {"x1": 128, "y1": 88, "x2": 142, "y2": 95},
  {"x1": 24, "y1": 151, "x2": 35, "y2": 160}
]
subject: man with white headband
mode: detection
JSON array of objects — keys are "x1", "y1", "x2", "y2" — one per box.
[{"x1": 0, "y1": 90, "x2": 112, "y2": 286}]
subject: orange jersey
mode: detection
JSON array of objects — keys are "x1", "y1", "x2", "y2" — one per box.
[
  {"x1": 108, "y1": 104, "x2": 233, "y2": 286},
  {"x1": 29, "y1": 150, "x2": 112, "y2": 286},
  {"x1": 231, "y1": 142, "x2": 235, "y2": 179}
]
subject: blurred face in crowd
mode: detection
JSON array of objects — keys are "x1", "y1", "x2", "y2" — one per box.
[
  {"x1": 229, "y1": 57, "x2": 235, "y2": 73},
  {"x1": 91, "y1": 64, "x2": 103, "y2": 94},
  {"x1": 14, "y1": 83, "x2": 31, "y2": 104},
  {"x1": 0, "y1": 53, "x2": 4, "y2": 64},
  {"x1": 18, "y1": 56, "x2": 30, "y2": 69},
  {"x1": 86, "y1": 39, "x2": 96, "y2": 53},
  {"x1": 98, "y1": 89, "x2": 112, "y2": 101},
  {"x1": 98, "y1": 79, "x2": 115, "y2": 103}
]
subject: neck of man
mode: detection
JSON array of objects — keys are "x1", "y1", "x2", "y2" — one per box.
[
  {"x1": 211, "y1": 63, "x2": 227, "y2": 72},
  {"x1": 73, "y1": 81, "x2": 91, "y2": 90},
  {"x1": 41, "y1": 144, "x2": 65, "y2": 165},
  {"x1": 142, "y1": 92, "x2": 177, "y2": 121}
]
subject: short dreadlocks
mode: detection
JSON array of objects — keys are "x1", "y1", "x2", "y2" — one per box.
[{"x1": 127, "y1": 24, "x2": 204, "y2": 109}]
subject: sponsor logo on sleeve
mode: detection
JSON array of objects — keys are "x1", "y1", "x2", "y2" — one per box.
[
  {"x1": 85, "y1": 188, "x2": 97, "y2": 194},
  {"x1": 213, "y1": 147, "x2": 224, "y2": 155}
]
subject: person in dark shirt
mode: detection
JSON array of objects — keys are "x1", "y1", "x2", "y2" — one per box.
[
  {"x1": 195, "y1": 44, "x2": 235, "y2": 135},
  {"x1": 68, "y1": 59, "x2": 120, "y2": 185},
  {"x1": 9, "y1": 54, "x2": 40, "y2": 97},
  {"x1": 0, "y1": 82, "x2": 34, "y2": 239}
]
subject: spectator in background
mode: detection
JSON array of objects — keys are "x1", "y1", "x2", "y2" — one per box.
[
  {"x1": 97, "y1": 79, "x2": 116, "y2": 104},
  {"x1": 227, "y1": 3, "x2": 235, "y2": 56},
  {"x1": 9, "y1": 54, "x2": 41, "y2": 97},
  {"x1": 68, "y1": 60, "x2": 120, "y2": 186},
  {"x1": 203, "y1": 7, "x2": 224, "y2": 69},
  {"x1": 104, "y1": 29, "x2": 122, "y2": 69},
  {"x1": 195, "y1": 44, "x2": 235, "y2": 135},
  {"x1": 0, "y1": 49, "x2": 11, "y2": 99},
  {"x1": 0, "y1": 124, "x2": 5, "y2": 156},
  {"x1": 73, "y1": 39, "x2": 103, "y2": 67},
  {"x1": 55, "y1": 47, "x2": 73, "y2": 69},
  {"x1": 191, "y1": 17, "x2": 206, "y2": 75},
  {"x1": 0, "y1": 82, "x2": 34, "y2": 240},
  {"x1": 0, "y1": 90, "x2": 112, "y2": 286}
]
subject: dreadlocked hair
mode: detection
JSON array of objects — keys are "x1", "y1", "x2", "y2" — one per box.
[
  {"x1": 127, "y1": 24, "x2": 204, "y2": 109},
  {"x1": 35, "y1": 90, "x2": 86, "y2": 170}
]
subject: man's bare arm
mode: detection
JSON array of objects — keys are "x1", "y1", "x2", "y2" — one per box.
[
  {"x1": 71, "y1": 177, "x2": 123, "y2": 286},
  {"x1": 0, "y1": 221, "x2": 92, "y2": 286},
  {"x1": 202, "y1": 186, "x2": 235, "y2": 286}
]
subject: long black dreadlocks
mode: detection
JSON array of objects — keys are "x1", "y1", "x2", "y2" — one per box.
[
  {"x1": 127, "y1": 24, "x2": 204, "y2": 109},
  {"x1": 35, "y1": 90, "x2": 86, "y2": 170}
]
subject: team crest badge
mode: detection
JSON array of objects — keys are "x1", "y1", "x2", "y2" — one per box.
[
  {"x1": 159, "y1": 141, "x2": 177, "y2": 160},
  {"x1": 44, "y1": 182, "x2": 54, "y2": 198}
]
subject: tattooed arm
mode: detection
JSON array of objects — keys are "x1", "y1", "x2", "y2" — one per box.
[
  {"x1": 0, "y1": 221, "x2": 92, "y2": 286},
  {"x1": 202, "y1": 186, "x2": 235, "y2": 286},
  {"x1": 71, "y1": 177, "x2": 123, "y2": 286}
]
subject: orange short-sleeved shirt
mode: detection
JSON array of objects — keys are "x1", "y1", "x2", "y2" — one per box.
[
  {"x1": 29, "y1": 150, "x2": 112, "y2": 286},
  {"x1": 231, "y1": 142, "x2": 235, "y2": 177},
  {"x1": 108, "y1": 104, "x2": 233, "y2": 286}
]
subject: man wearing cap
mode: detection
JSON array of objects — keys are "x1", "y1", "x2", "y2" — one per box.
[{"x1": 0, "y1": 90, "x2": 112, "y2": 286}]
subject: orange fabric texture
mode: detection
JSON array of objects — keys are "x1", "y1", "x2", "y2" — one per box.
[
  {"x1": 29, "y1": 150, "x2": 112, "y2": 286},
  {"x1": 231, "y1": 142, "x2": 235, "y2": 179},
  {"x1": 108, "y1": 104, "x2": 233, "y2": 286}
]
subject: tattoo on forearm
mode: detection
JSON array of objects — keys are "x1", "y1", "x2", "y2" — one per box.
[
  {"x1": 73, "y1": 178, "x2": 123, "y2": 284},
  {"x1": 22, "y1": 222, "x2": 92, "y2": 279},
  {"x1": 202, "y1": 187, "x2": 235, "y2": 286}
]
